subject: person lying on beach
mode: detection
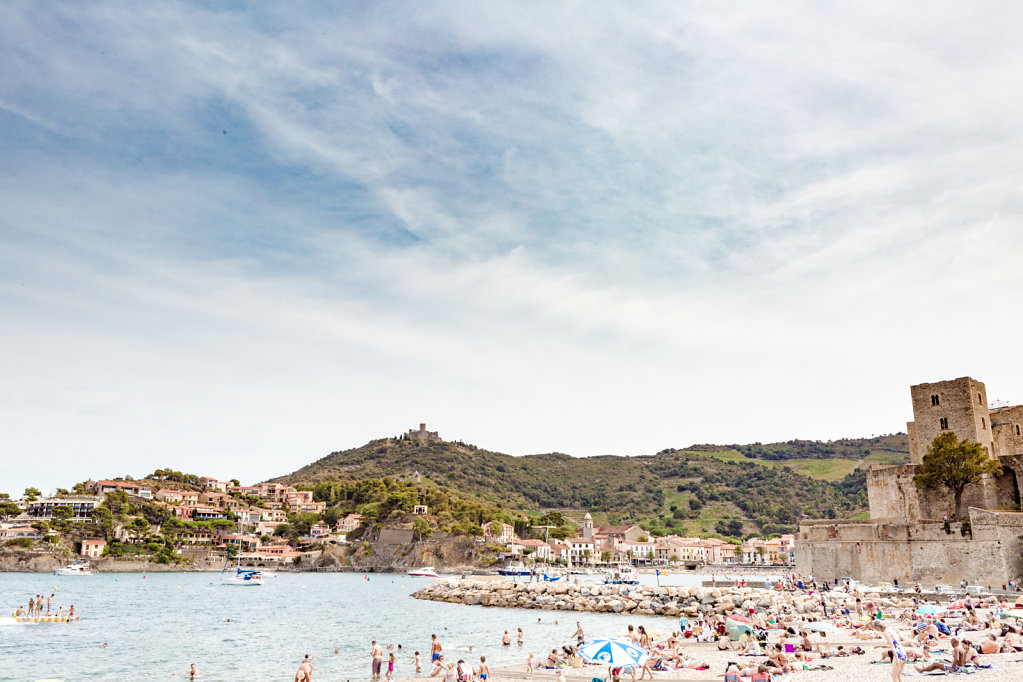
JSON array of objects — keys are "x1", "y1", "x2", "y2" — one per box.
[{"x1": 1002, "y1": 627, "x2": 1023, "y2": 651}]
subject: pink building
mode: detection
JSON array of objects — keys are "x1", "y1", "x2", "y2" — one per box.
[{"x1": 80, "y1": 538, "x2": 106, "y2": 558}]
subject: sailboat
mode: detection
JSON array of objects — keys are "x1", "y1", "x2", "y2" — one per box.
[{"x1": 220, "y1": 546, "x2": 263, "y2": 586}]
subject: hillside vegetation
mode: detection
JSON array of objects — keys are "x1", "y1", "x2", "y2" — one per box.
[{"x1": 274, "y1": 433, "x2": 908, "y2": 536}]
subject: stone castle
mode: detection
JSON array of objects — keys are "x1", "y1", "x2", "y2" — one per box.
[
  {"x1": 796, "y1": 376, "x2": 1023, "y2": 587},
  {"x1": 403, "y1": 423, "x2": 442, "y2": 444}
]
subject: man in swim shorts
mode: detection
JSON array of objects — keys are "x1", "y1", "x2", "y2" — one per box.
[
  {"x1": 372, "y1": 640, "x2": 383, "y2": 679},
  {"x1": 431, "y1": 633, "x2": 442, "y2": 661}
]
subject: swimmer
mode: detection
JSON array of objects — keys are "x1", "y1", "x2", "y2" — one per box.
[
  {"x1": 100, "y1": 642, "x2": 108, "y2": 649},
  {"x1": 334, "y1": 647, "x2": 340, "y2": 655},
  {"x1": 517, "y1": 627, "x2": 524, "y2": 645},
  {"x1": 503, "y1": 630, "x2": 512, "y2": 645},
  {"x1": 189, "y1": 663, "x2": 200, "y2": 680}
]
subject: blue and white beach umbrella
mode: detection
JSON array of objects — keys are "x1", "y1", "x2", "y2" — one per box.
[
  {"x1": 916, "y1": 604, "x2": 946, "y2": 616},
  {"x1": 578, "y1": 638, "x2": 649, "y2": 667}
]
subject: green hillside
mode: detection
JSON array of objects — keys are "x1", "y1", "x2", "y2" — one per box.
[{"x1": 273, "y1": 433, "x2": 908, "y2": 536}]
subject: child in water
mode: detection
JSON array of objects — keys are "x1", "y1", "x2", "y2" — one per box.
[
  {"x1": 415, "y1": 651, "x2": 422, "y2": 674},
  {"x1": 387, "y1": 653, "x2": 395, "y2": 680}
]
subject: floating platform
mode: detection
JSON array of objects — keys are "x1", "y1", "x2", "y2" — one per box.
[{"x1": 12, "y1": 615, "x2": 74, "y2": 623}]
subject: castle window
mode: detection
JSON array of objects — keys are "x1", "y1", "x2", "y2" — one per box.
[
  {"x1": 940, "y1": 417, "x2": 949, "y2": 430},
  {"x1": 978, "y1": 393, "x2": 983, "y2": 405},
  {"x1": 931, "y1": 395, "x2": 940, "y2": 406},
  {"x1": 1017, "y1": 424, "x2": 1021, "y2": 436},
  {"x1": 982, "y1": 418, "x2": 986, "y2": 429}
]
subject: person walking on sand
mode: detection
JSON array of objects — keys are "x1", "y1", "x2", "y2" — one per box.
[
  {"x1": 479, "y1": 656, "x2": 489, "y2": 681},
  {"x1": 372, "y1": 640, "x2": 384, "y2": 679},
  {"x1": 875, "y1": 620, "x2": 907, "y2": 682},
  {"x1": 526, "y1": 652, "x2": 534, "y2": 675},
  {"x1": 432, "y1": 633, "x2": 443, "y2": 662}
]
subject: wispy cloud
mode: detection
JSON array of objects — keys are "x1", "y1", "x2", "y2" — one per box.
[{"x1": 2, "y1": 2, "x2": 1023, "y2": 494}]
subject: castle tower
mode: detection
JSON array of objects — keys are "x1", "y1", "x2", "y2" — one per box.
[
  {"x1": 907, "y1": 376, "x2": 996, "y2": 464},
  {"x1": 582, "y1": 512, "x2": 593, "y2": 539}
]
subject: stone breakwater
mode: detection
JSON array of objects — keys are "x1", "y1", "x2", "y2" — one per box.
[{"x1": 413, "y1": 579, "x2": 854, "y2": 618}]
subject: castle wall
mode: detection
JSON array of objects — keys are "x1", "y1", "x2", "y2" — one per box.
[
  {"x1": 866, "y1": 464, "x2": 996, "y2": 521},
  {"x1": 992, "y1": 406, "x2": 1023, "y2": 458},
  {"x1": 797, "y1": 510, "x2": 1023, "y2": 586}
]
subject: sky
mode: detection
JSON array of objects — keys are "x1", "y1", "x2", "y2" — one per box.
[{"x1": 2, "y1": 2, "x2": 1023, "y2": 497}]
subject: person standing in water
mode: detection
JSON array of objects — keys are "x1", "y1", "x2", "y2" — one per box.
[
  {"x1": 371, "y1": 640, "x2": 384, "y2": 679},
  {"x1": 431, "y1": 633, "x2": 443, "y2": 662},
  {"x1": 517, "y1": 627, "x2": 524, "y2": 645}
]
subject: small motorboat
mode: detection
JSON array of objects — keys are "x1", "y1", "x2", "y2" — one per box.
[
  {"x1": 54, "y1": 562, "x2": 94, "y2": 576},
  {"x1": 408, "y1": 566, "x2": 439, "y2": 578},
  {"x1": 603, "y1": 564, "x2": 640, "y2": 585}
]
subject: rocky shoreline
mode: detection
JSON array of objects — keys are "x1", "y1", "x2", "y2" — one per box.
[{"x1": 412, "y1": 578, "x2": 941, "y2": 617}]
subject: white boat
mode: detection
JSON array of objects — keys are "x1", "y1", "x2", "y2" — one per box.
[
  {"x1": 221, "y1": 567, "x2": 263, "y2": 586},
  {"x1": 408, "y1": 566, "x2": 439, "y2": 578},
  {"x1": 603, "y1": 564, "x2": 640, "y2": 585},
  {"x1": 54, "y1": 562, "x2": 94, "y2": 576}
]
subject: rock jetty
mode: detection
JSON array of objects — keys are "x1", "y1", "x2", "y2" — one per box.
[{"x1": 412, "y1": 579, "x2": 950, "y2": 618}]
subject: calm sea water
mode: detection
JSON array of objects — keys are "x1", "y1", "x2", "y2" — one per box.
[{"x1": 0, "y1": 570, "x2": 772, "y2": 682}]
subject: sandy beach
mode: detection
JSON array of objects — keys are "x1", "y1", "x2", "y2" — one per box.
[{"x1": 397, "y1": 625, "x2": 1023, "y2": 682}]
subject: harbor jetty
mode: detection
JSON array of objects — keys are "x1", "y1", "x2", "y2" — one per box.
[{"x1": 411, "y1": 578, "x2": 934, "y2": 617}]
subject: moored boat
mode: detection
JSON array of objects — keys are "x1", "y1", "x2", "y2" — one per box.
[
  {"x1": 496, "y1": 561, "x2": 531, "y2": 576},
  {"x1": 54, "y1": 562, "x2": 94, "y2": 576},
  {"x1": 221, "y1": 567, "x2": 263, "y2": 586},
  {"x1": 408, "y1": 566, "x2": 439, "y2": 578},
  {"x1": 602, "y1": 564, "x2": 640, "y2": 585}
]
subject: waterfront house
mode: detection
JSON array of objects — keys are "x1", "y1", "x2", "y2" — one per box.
[
  {"x1": 337, "y1": 513, "x2": 363, "y2": 533},
  {"x1": 564, "y1": 537, "x2": 596, "y2": 565},
  {"x1": 80, "y1": 538, "x2": 106, "y2": 557},
  {"x1": 517, "y1": 538, "x2": 552, "y2": 561}
]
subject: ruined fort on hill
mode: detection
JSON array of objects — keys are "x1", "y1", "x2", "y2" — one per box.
[{"x1": 797, "y1": 376, "x2": 1023, "y2": 586}]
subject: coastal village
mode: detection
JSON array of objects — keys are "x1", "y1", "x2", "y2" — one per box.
[{"x1": 0, "y1": 471, "x2": 795, "y2": 572}]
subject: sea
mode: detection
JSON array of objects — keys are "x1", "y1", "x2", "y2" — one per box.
[{"x1": 0, "y1": 570, "x2": 776, "y2": 681}]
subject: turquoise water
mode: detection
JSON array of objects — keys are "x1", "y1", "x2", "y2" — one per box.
[{"x1": 0, "y1": 571, "x2": 760, "y2": 681}]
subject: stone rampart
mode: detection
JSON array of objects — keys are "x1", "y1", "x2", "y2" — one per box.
[{"x1": 796, "y1": 509, "x2": 1023, "y2": 586}]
